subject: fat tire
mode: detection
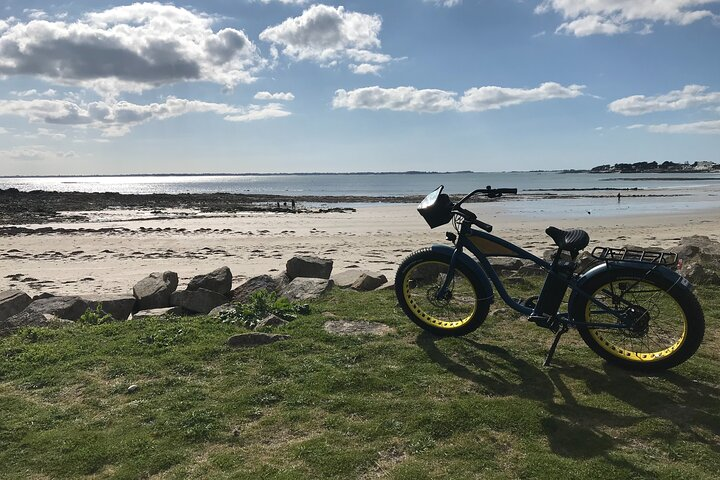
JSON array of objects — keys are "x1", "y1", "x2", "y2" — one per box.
[
  {"x1": 572, "y1": 268, "x2": 704, "y2": 371},
  {"x1": 395, "y1": 248, "x2": 490, "y2": 336}
]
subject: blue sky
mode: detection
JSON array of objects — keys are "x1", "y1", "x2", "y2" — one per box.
[{"x1": 0, "y1": 0, "x2": 719, "y2": 175}]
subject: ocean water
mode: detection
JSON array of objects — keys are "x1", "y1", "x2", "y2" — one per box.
[
  {"x1": 1, "y1": 171, "x2": 719, "y2": 196},
  {"x1": 1, "y1": 172, "x2": 719, "y2": 218}
]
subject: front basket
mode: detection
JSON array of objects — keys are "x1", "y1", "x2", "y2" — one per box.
[{"x1": 418, "y1": 193, "x2": 454, "y2": 228}]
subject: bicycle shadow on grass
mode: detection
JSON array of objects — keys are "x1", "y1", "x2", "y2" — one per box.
[
  {"x1": 416, "y1": 332, "x2": 719, "y2": 470},
  {"x1": 552, "y1": 361, "x2": 720, "y2": 455}
]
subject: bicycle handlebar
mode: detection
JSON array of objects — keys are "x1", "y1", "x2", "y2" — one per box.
[
  {"x1": 456, "y1": 186, "x2": 517, "y2": 205},
  {"x1": 452, "y1": 185, "x2": 517, "y2": 233}
]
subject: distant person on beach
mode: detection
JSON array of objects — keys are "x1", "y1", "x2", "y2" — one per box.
[
  {"x1": 291, "y1": 199, "x2": 295, "y2": 210},
  {"x1": 617, "y1": 192, "x2": 621, "y2": 203}
]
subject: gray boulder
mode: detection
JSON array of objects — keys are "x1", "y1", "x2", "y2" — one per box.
[
  {"x1": 351, "y1": 273, "x2": 388, "y2": 291},
  {"x1": 227, "y1": 332, "x2": 290, "y2": 348},
  {"x1": 671, "y1": 236, "x2": 720, "y2": 285},
  {"x1": 24, "y1": 296, "x2": 89, "y2": 321},
  {"x1": 83, "y1": 295, "x2": 136, "y2": 321},
  {"x1": 171, "y1": 288, "x2": 228, "y2": 314},
  {"x1": 1, "y1": 310, "x2": 73, "y2": 335},
  {"x1": 489, "y1": 258, "x2": 524, "y2": 274},
  {"x1": 131, "y1": 306, "x2": 183, "y2": 319},
  {"x1": 280, "y1": 278, "x2": 333, "y2": 301},
  {"x1": 231, "y1": 274, "x2": 287, "y2": 303},
  {"x1": 333, "y1": 269, "x2": 372, "y2": 288},
  {"x1": 256, "y1": 314, "x2": 288, "y2": 329},
  {"x1": 187, "y1": 266, "x2": 232, "y2": 295},
  {"x1": 133, "y1": 271, "x2": 179, "y2": 310},
  {"x1": 208, "y1": 303, "x2": 236, "y2": 318},
  {"x1": 286, "y1": 256, "x2": 333, "y2": 280},
  {"x1": 682, "y1": 263, "x2": 720, "y2": 286},
  {"x1": 0, "y1": 289, "x2": 32, "y2": 322},
  {"x1": 670, "y1": 235, "x2": 720, "y2": 264}
]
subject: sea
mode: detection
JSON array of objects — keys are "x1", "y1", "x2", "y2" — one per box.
[{"x1": 1, "y1": 171, "x2": 719, "y2": 218}]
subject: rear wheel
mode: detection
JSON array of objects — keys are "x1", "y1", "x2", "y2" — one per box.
[
  {"x1": 395, "y1": 249, "x2": 490, "y2": 336},
  {"x1": 572, "y1": 269, "x2": 704, "y2": 371}
]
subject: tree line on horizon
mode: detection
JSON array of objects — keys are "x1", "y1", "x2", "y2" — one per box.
[{"x1": 590, "y1": 161, "x2": 719, "y2": 174}]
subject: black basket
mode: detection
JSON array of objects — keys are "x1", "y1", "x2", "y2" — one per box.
[{"x1": 418, "y1": 186, "x2": 454, "y2": 228}]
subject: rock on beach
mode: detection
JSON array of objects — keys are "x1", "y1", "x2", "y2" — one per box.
[
  {"x1": 133, "y1": 271, "x2": 179, "y2": 310},
  {"x1": 83, "y1": 295, "x2": 136, "y2": 321},
  {"x1": 231, "y1": 274, "x2": 286, "y2": 303},
  {"x1": 187, "y1": 266, "x2": 233, "y2": 295},
  {"x1": 286, "y1": 256, "x2": 333, "y2": 280},
  {"x1": 170, "y1": 288, "x2": 228, "y2": 314},
  {"x1": 280, "y1": 278, "x2": 333, "y2": 301},
  {"x1": 0, "y1": 289, "x2": 32, "y2": 322}
]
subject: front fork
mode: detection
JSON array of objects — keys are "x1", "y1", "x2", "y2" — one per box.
[{"x1": 436, "y1": 245, "x2": 463, "y2": 300}]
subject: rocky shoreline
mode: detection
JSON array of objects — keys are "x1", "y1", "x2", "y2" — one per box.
[
  {"x1": 0, "y1": 255, "x2": 389, "y2": 336},
  {"x1": 2, "y1": 236, "x2": 718, "y2": 338},
  {"x1": 0, "y1": 188, "x2": 412, "y2": 225},
  {"x1": 1, "y1": 187, "x2": 691, "y2": 226}
]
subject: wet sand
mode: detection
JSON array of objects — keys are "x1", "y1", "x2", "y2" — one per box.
[{"x1": 1, "y1": 202, "x2": 719, "y2": 297}]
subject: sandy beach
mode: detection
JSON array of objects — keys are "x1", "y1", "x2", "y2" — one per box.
[{"x1": 2, "y1": 198, "x2": 719, "y2": 297}]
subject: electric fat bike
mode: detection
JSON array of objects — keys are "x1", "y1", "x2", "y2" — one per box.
[{"x1": 395, "y1": 185, "x2": 705, "y2": 371}]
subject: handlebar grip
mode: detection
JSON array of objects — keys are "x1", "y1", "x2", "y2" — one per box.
[
  {"x1": 497, "y1": 188, "x2": 517, "y2": 194},
  {"x1": 473, "y1": 219, "x2": 493, "y2": 233}
]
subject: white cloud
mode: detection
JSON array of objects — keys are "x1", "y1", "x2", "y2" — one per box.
[
  {"x1": 254, "y1": 91, "x2": 295, "y2": 101},
  {"x1": 642, "y1": 120, "x2": 720, "y2": 134},
  {"x1": 333, "y1": 86, "x2": 459, "y2": 113},
  {"x1": 259, "y1": 5, "x2": 391, "y2": 73},
  {"x1": 349, "y1": 63, "x2": 382, "y2": 75},
  {"x1": 333, "y1": 82, "x2": 584, "y2": 113},
  {"x1": 225, "y1": 103, "x2": 292, "y2": 122},
  {"x1": 0, "y1": 145, "x2": 77, "y2": 161},
  {"x1": 17, "y1": 127, "x2": 67, "y2": 140},
  {"x1": 0, "y1": 3, "x2": 264, "y2": 96},
  {"x1": 459, "y1": 82, "x2": 585, "y2": 111},
  {"x1": 555, "y1": 15, "x2": 630, "y2": 36},
  {"x1": 609, "y1": 85, "x2": 720, "y2": 115},
  {"x1": 23, "y1": 9, "x2": 48, "y2": 20},
  {"x1": 256, "y1": 0, "x2": 308, "y2": 4},
  {"x1": 11, "y1": 89, "x2": 57, "y2": 98},
  {"x1": 0, "y1": 96, "x2": 290, "y2": 137},
  {"x1": 427, "y1": 0, "x2": 462, "y2": 7},
  {"x1": 536, "y1": 0, "x2": 719, "y2": 36}
]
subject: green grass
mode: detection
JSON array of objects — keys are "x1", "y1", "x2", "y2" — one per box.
[{"x1": 1, "y1": 279, "x2": 719, "y2": 479}]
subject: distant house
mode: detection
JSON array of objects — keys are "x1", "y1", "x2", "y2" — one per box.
[{"x1": 693, "y1": 161, "x2": 716, "y2": 171}]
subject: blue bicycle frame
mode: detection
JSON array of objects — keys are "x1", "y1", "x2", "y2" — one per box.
[{"x1": 437, "y1": 221, "x2": 665, "y2": 330}]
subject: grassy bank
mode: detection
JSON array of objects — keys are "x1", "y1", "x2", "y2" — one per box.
[{"x1": 1, "y1": 281, "x2": 718, "y2": 479}]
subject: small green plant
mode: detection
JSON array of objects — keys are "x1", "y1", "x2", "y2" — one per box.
[
  {"x1": 218, "y1": 289, "x2": 301, "y2": 329},
  {"x1": 78, "y1": 303, "x2": 114, "y2": 325}
]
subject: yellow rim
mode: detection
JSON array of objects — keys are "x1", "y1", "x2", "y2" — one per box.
[
  {"x1": 586, "y1": 279, "x2": 687, "y2": 362},
  {"x1": 402, "y1": 261, "x2": 477, "y2": 329}
]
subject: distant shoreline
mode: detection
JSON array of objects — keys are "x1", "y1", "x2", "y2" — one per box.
[{"x1": 2, "y1": 167, "x2": 720, "y2": 180}]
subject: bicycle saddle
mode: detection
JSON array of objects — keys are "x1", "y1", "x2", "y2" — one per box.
[{"x1": 545, "y1": 226, "x2": 589, "y2": 253}]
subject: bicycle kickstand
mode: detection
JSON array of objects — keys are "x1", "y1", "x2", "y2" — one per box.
[{"x1": 543, "y1": 324, "x2": 569, "y2": 367}]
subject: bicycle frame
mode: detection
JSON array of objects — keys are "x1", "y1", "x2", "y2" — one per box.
[{"x1": 439, "y1": 221, "x2": 646, "y2": 330}]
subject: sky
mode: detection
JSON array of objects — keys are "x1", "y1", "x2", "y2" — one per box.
[{"x1": 0, "y1": 0, "x2": 719, "y2": 175}]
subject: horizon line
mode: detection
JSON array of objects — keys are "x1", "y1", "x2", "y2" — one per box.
[{"x1": 0, "y1": 169, "x2": 582, "y2": 179}]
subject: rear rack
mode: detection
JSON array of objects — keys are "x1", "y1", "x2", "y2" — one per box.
[{"x1": 591, "y1": 246, "x2": 678, "y2": 267}]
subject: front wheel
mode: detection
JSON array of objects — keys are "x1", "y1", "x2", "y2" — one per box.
[
  {"x1": 571, "y1": 268, "x2": 704, "y2": 371},
  {"x1": 395, "y1": 249, "x2": 490, "y2": 336}
]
